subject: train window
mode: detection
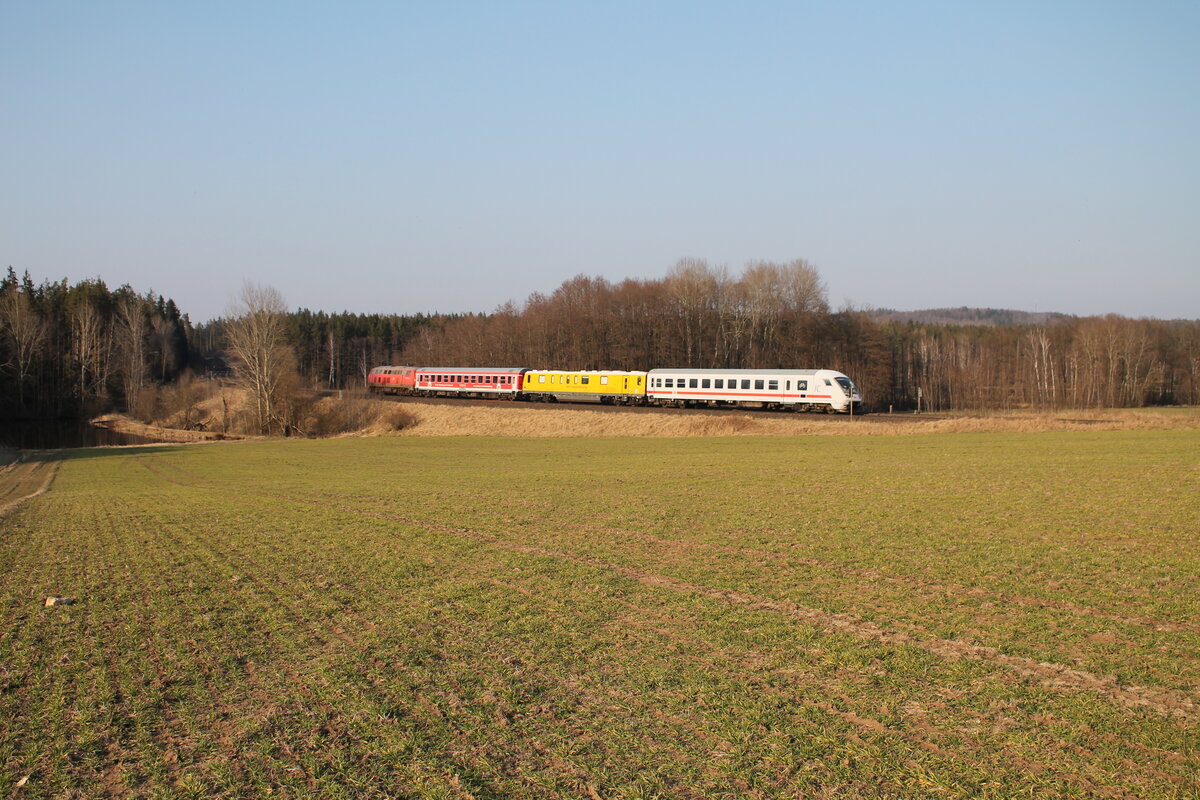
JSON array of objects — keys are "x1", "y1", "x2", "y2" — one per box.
[
  {"x1": 665, "y1": 378, "x2": 673, "y2": 388},
  {"x1": 741, "y1": 380, "x2": 751, "y2": 390},
  {"x1": 798, "y1": 380, "x2": 807, "y2": 390},
  {"x1": 689, "y1": 379, "x2": 698, "y2": 388},
  {"x1": 755, "y1": 380, "x2": 764, "y2": 390},
  {"x1": 715, "y1": 379, "x2": 724, "y2": 389},
  {"x1": 702, "y1": 379, "x2": 710, "y2": 388},
  {"x1": 638, "y1": 377, "x2": 643, "y2": 386},
  {"x1": 582, "y1": 376, "x2": 589, "y2": 385},
  {"x1": 600, "y1": 376, "x2": 608, "y2": 385},
  {"x1": 825, "y1": 379, "x2": 832, "y2": 386},
  {"x1": 539, "y1": 375, "x2": 546, "y2": 383},
  {"x1": 769, "y1": 380, "x2": 778, "y2": 391}
]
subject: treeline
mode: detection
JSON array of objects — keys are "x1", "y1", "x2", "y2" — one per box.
[
  {"x1": 193, "y1": 310, "x2": 439, "y2": 390},
  {"x1": 0, "y1": 269, "x2": 191, "y2": 419},
  {"x1": 880, "y1": 316, "x2": 1199, "y2": 410},
  {"x1": 6, "y1": 261, "x2": 1197, "y2": 420},
  {"x1": 398, "y1": 260, "x2": 1200, "y2": 411}
]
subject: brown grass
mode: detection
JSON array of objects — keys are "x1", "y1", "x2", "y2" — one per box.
[
  {"x1": 97, "y1": 385, "x2": 1200, "y2": 441},
  {"x1": 92, "y1": 413, "x2": 243, "y2": 443},
  {"x1": 394, "y1": 403, "x2": 1200, "y2": 438}
]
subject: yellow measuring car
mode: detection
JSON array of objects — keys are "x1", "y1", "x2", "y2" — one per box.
[{"x1": 522, "y1": 370, "x2": 647, "y2": 405}]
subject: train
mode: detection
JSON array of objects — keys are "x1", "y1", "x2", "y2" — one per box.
[{"x1": 368, "y1": 365, "x2": 864, "y2": 413}]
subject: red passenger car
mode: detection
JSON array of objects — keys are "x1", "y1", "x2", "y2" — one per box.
[
  {"x1": 367, "y1": 366, "x2": 417, "y2": 394},
  {"x1": 414, "y1": 367, "x2": 526, "y2": 398}
]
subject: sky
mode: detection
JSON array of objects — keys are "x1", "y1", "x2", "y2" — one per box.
[{"x1": 2, "y1": 1, "x2": 1197, "y2": 322}]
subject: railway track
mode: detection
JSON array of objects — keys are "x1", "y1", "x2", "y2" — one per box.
[{"x1": 348, "y1": 390, "x2": 934, "y2": 426}]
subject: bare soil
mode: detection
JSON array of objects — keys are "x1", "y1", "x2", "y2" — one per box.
[{"x1": 91, "y1": 414, "x2": 246, "y2": 443}]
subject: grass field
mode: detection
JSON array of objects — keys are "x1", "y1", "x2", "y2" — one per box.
[{"x1": 1, "y1": 430, "x2": 1198, "y2": 798}]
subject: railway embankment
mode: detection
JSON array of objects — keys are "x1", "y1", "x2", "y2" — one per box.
[{"x1": 91, "y1": 386, "x2": 1200, "y2": 442}]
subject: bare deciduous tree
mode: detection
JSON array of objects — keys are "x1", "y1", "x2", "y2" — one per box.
[
  {"x1": 71, "y1": 299, "x2": 108, "y2": 405},
  {"x1": 114, "y1": 294, "x2": 148, "y2": 411},
  {"x1": 666, "y1": 258, "x2": 718, "y2": 366},
  {"x1": 0, "y1": 284, "x2": 46, "y2": 413},
  {"x1": 227, "y1": 282, "x2": 292, "y2": 434}
]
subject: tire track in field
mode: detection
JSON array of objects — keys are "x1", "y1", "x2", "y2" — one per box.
[
  {"x1": 491, "y1": 573, "x2": 1182, "y2": 797},
  {"x1": 439, "y1": 491, "x2": 1199, "y2": 636},
  {"x1": 137, "y1": 464, "x2": 900, "y2": 799},
  {"x1": 146, "y1": 453, "x2": 1199, "y2": 637},
  {"x1": 136, "y1": 457, "x2": 904, "y2": 796},
  {"x1": 0, "y1": 456, "x2": 60, "y2": 518},
  {"x1": 135, "y1": 456, "x2": 1200, "y2": 722},
  {"x1": 144, "y1": 515, "x2": 495, "y2": 798},
  {"x1": 133, "y1": 457, "x2": 1198, "y2": 795},
  {"x1": 328, "y1": 508, "x2": 1200, "y2": 722},
  {"x1": 135, "y1": 466, "x2": 612, "y2": 798},
  {"x1": 580, "y1": 523, "x2": 1200, "y2": 637},
  {"x1": 95, "y1": 499, "x2": 251, "y2": 794}
]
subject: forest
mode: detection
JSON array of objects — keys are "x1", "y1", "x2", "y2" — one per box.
[
  {"x1": 2, "y1": 261, "x2": 1197, "y2": 422},
  {"x1": 0, "y1": 268, "x2": 190, "y2": 420},
  {"x1": 396, "y1": 260, "x2": 1200, "y2": 412}
]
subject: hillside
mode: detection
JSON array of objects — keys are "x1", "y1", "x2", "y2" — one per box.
[{"x1": 872, "y1": 306, "x2": 1070, "y2": 326}]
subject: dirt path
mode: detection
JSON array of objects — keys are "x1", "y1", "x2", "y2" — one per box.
[{"x1": 0, "y1": 454, "x2": 60, "y2": 518}]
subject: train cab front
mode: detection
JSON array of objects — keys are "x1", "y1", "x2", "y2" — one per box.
[{"x1": 834, "y1": 375, "x2": 864, "y2": 414}]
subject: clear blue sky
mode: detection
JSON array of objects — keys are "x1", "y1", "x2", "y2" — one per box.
[{"x1": 3, "y1": 1, "x2": 1197, "y2": 322}]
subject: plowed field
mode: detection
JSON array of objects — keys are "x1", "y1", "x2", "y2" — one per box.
[{"x1": 2, "y1": 431, "x2": 1197, "y2": 798}]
